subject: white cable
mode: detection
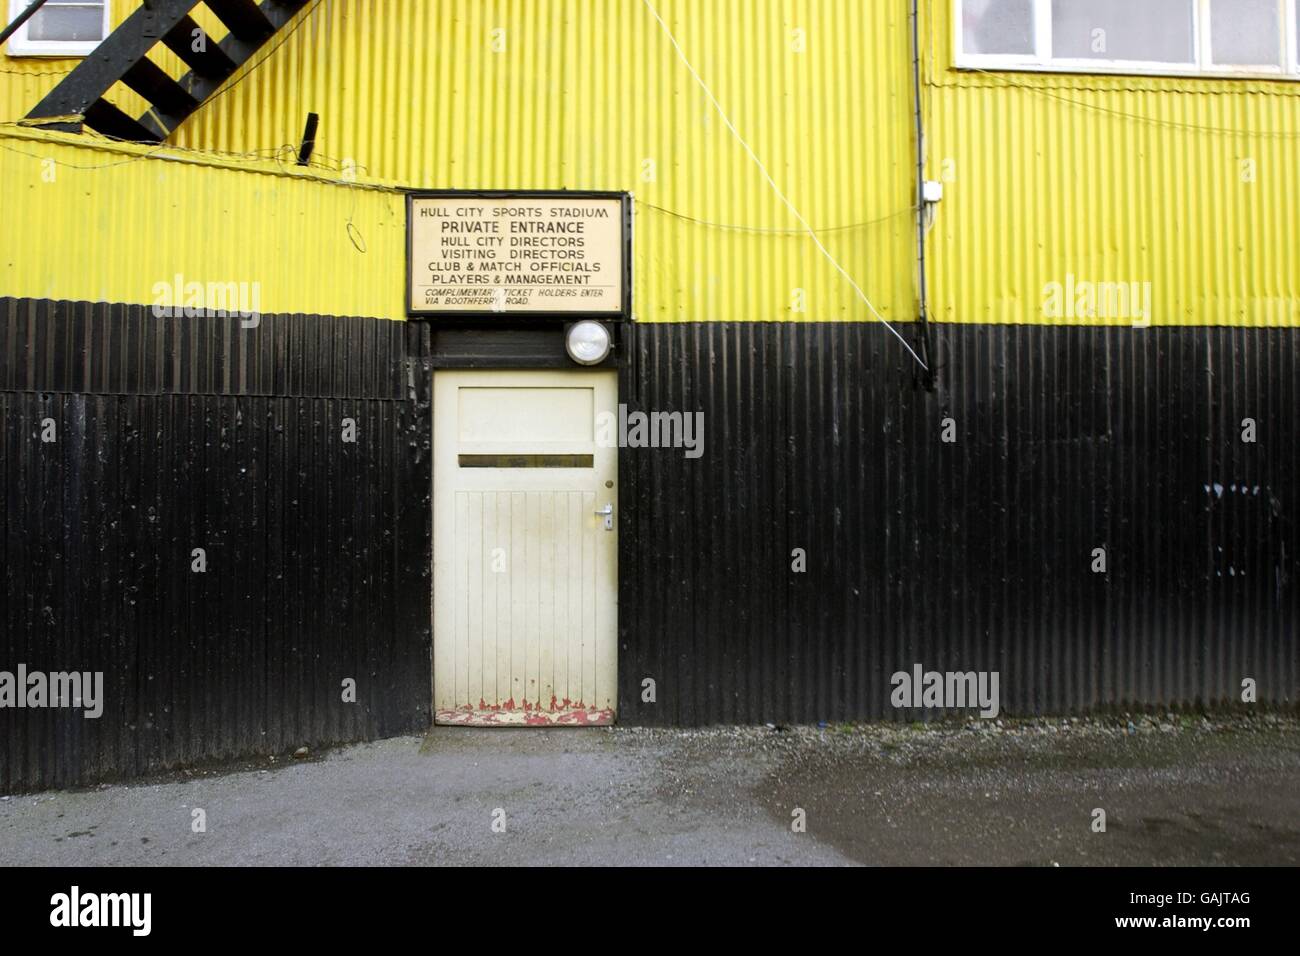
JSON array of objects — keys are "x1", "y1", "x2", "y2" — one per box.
[{"x1": 641, "y1": 0, "x2": 929, "y2": 370}]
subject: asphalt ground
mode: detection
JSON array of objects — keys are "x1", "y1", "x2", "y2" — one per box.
[{"x1": 2, "y1": 715, "x2": 1296, "y2": 866}]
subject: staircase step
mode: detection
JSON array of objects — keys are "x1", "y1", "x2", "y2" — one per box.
[
  {"x1": 26, "y1": 1, "x2": 206, "y2": 124},
  {"x1": 163, "y1": 15, "x2": 240, "y2": 79},
  {"x1": 122, "y1": 57, "x2": 202, "y2": 119},
  {"x1": 206, "y1": 0, "x2": 276, "y2": 43},
  {"x1": 83, "y1": 99, "x2": 165, "y2": 143},
  {"x1": 25, "y1": 0, "x2": 314, "y2": 142}
]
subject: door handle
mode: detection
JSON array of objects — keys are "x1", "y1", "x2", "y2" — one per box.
[{"x1": 595, "y1": 503, "x2": 614, "y2": 530}]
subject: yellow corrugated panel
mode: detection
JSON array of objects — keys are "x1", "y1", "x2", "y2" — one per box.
[
  {"x1": 165, "y1": 0, "x2": 919, "y2": 325},
  {"x1": 0, "y1": 56, "x2": 72, "y2": 128},
  {"x1": 0, "y1": 127, "x2": 405, "y2": 319},
  {"x1": 922, "y1": 0, "x2": 1300, "y2": 326},
  {"x1": 5, "y1": 1, "x2": 1298, "y2": 327},
  {"x1": 5, "y1": 0, "x2": 918, "y2": 326}
]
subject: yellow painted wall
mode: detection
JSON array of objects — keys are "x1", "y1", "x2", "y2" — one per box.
[
  {"x1": 2, "y1": 0, "x2": 1298, "y2": 326},
  {"x1": 4, "y1": 0, "x2": 919, "y2": 325},
  {"x1": 0, "y1": 127, "x2": 404, "y2": 319},
  {"x1": 922, "y1": 0, "x2": 1300, "y2": 326},
  {"x1": 168, "y1": 0, "x2": 920, "y2": 325}
]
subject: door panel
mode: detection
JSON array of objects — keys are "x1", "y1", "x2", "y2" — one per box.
[{"x1": 433, "y1": 370, "x2": 617, "y2": 725}]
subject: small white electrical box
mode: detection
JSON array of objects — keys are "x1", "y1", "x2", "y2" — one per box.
[{"x1": 922, "y1": 180, "x2": 944, "y2": 203}]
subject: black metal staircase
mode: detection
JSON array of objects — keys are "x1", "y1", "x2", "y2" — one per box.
[{"x1": 25, "y1": 0, "x2": 309, "y2": 142}]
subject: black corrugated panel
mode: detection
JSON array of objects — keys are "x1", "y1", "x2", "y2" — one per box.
[
  {"x1": 617, "y1": 322, "x2": 1297, "y2": 725},
  {"x1": 0, "y1": 298, "x2": 410, "y2": 399},
  {"x1": 0, "y1": 298, "x2": 432, "y2": 791},
  {"x1": 3, "y1": 302, "x2": 1296, "y2": 787}
]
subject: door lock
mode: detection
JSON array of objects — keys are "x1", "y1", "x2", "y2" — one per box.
[{"x1": 595, "y1": 503, "x2": 614, "y2": 531}]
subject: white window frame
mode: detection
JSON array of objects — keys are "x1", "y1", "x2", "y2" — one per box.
[
  {"x1": 955, "y1": 0, "x2": 1300, "y2": 80},
  {"x1": 5, "y1": 0, "x2": 111, "y2": 57}
]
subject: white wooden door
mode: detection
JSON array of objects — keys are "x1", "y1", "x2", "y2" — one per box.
[{"x1": 432, "y1": 369, "x2": 618, "y2": 725}]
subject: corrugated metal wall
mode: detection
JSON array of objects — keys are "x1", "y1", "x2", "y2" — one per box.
[
  {"x1": 618, "y1": 320, "x2": 1297, "y2": 724},
  {"x1": 0, "y1": 296, "x2": 432, "y2": 791},
  {"x1": 170, "y1": 0, "x2": 919, "y2": 325},
  {"x1": 922, "y1": 0, "x2": 1300, "y2": 327},
  {"x1": 2, "y1": 2, "x2": 1298, "y2": 786},
  {"x1": 3, "y1": 299, "x2": 1296, "y2": 786},
  {"x1": 5, "y1": 0, "x2": 919, "y2": 326},
  {"x1": 5, "y1": 2, "x2": 1298, "y2": 329},
  {"x1": 0, "y1": 129, "x2": 405, "y2": 321}
]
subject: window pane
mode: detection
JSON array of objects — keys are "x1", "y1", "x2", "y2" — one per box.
[
  {"x1": 963, "y1": 0, "x2": 1036, "y2": 56},
  {"x1": 1210, "y1": 0, "x2": 1282, "y2": 66},
  {"x1": 27, "y1": 3, "x2": 104, "y2": 43},
  {"x1": 1052, "y1": 0, "x2": 1195, "y2": 63}
]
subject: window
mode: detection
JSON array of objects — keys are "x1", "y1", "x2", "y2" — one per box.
[
  {"x1": 1210, "y1": 0, "x2": 1285, "y2": 65},
  {"x1": 5, "y1": 0, "x2": 110, "y2": 57},
  {"x1": 1052, "y1": 0, "x2": 1195, "y2": 64},
  {"x1": 957, "y1": 0, "x2": 1300, "y2": 78}
]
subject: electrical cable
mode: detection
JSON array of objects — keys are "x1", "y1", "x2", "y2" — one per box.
[
  {"x1": 953, "y1": 66, "x2": 1300, "y2": 139},
  {"x1": 0, "y1": 124, "x2": 922, "y2": 244},
  {"x1": 640, "y1": 0, "x2": 929, "y2": 370},
  {"x1": 636, "y1": 200, "x2": 916, "y2": 236},
  {"x1": 0, "y1": 65, "x2": 74, "y2": 76}
]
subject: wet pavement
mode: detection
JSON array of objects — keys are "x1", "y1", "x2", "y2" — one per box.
[{"x1": 2, "y1": 715, "x2": 1297, "y2": 866}]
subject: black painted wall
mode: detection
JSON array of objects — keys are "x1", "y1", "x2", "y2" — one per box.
[
  {"x1": 618, "y1": 322, "x2": 1298, "y2": 725},
  {"x1": 1, "y1": 299, "x2": 433, "y2": 791},
  {"x1": 2, "y1": 299, "x2": 1297, "y2": 789}
]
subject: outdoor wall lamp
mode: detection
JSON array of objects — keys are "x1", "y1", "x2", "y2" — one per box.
[{"x1": 565, "y1": 320, "x2": 611, "y2": 365}]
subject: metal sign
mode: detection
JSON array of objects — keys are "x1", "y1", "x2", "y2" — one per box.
[{"x1": 407, "y1": 191, "x2": 631, "y2": 317}]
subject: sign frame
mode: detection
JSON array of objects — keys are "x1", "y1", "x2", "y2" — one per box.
[{"x1": 405, "y1": 189, "x2": 633, "y2": 320}]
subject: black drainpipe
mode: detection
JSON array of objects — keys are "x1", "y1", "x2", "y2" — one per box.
[{"x1": 910, "y1": 0, "x2": 937, "y2": 391}]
